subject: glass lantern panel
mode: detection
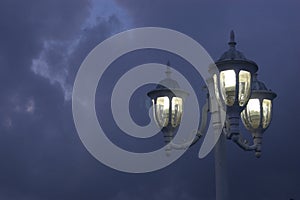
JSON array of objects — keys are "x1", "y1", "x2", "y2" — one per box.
[
  {"x1": 241, "y1": 109, "x2": 251, "y2": 130},
  {"x1": 171, "y1": 97, "x2": 183, "y2": 127},
  {"x1": 238, "y1": 70, "x2": 251, "y2": 106},
  {"x1": 155, "y1": 96, "x2": 170, "y2": 127},
  {"x1": 220, "y1": 70, "x2": 236, "y2": 106},
  {"x1": 213, "y1": 74, "x2": 221, "y2": 104},
  {"x1": 246, "y1": 98, "x2": 261, "y2": 129},
  {"x1": 152, "y1": 99, "x2": 155, "y2": 124},
  {"x1": 262, "y1": 99, "x2": 272, "y2": 129}
]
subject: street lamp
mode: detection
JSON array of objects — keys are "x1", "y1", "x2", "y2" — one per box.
[{"x1": 147, "y1": 30, "x2": 277, "y2": 200}]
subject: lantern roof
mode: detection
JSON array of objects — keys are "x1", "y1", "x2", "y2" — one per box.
[
  {"x1": 252, "y1": 74, "x2": 268, "y2": 91},
  {"x1": 250, "y1": 74, "x2": 277, "y2": 100},
  {"x1": 147, "y1": 61, "x2": 189, "y2": 100},
  {"x1": 217, "y1": 30, "x2": 256, "y2": 64},
  {"x1": 156, "y1": 61, "x2": 180, "y2": 89}
]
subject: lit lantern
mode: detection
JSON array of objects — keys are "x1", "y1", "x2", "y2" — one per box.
[
  {"x1": 241, "y1": 74, "x2": 277, "y2": 134},
  {"x1": 213, "y1": 31, "x2": 258, "y2": 137},
  {"x1": 147, "y1": 64, "x2": 188, "y2": 143}
]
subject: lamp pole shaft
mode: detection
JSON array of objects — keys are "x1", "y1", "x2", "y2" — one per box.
[{"x1": 214, "y1": 133, "x2": 229, "y2": 200}]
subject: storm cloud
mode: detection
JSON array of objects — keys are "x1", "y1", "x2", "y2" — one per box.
[{"x1": 0, "y1": 0, "x2": 299, "y2": 200}]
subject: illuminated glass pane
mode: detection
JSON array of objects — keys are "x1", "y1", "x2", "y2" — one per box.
[
  {"x1": 152, "y1": 99, "x2": 155, "y2": 124},
  {"x1": 262, "y1": 99, "x2": 272, "y2": 129},
  {"x1": 238, "y1": 70, "x2": 251, "y2": 106},
  {"x1": 171, "y1": 97, "x2": 183, "y2": 127},
  {"x1": 155, "y1": 96, "x2": 170, "y2": 127},
  {"x1": 220, "y1": 70, "x2": 236, "y2": 106},
  {"x1": 246, "y1": 98, "x2": 261, "y2": 129},
  {"x1": 241, "y1": 109, "x2": 251, "y2": 130},
  {"x1": 213, "y1": 74, "x2": 220, "y2": 103}
]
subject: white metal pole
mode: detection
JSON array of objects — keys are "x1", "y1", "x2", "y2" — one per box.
[{"x1": 214, "y1": 133, "x2": 229, "y2": 200}]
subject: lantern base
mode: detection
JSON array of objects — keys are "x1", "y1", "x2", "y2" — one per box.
[
  {"x1": 252, "y1": 132, "x2": 263, "y2": 158},
  {"x1": 225, "y1": 113, "x2": 240, "y2": 139},
  {"x1": 162, "y1": 128, "x2": 174, "y2": 144}
]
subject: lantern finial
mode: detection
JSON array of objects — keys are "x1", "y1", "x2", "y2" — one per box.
[
  {"x1": 228, "y1": 30, "x2": 237, "y2": 48},
  {"x1": 166, "y1": 61, "x2": 172, "y2": 78}
]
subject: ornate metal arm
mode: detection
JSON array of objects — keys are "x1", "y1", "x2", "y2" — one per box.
[
  {"x1": 223, "y1": 126, "x2": 262, "y2": 158},
  {"x1": 165, "y1": 86, "x2": 263, "y2": 158}
]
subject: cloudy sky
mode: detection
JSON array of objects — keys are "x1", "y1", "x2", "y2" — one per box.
[{"x1": 1, "y1": 0, "x2": 300, "y2": 199}]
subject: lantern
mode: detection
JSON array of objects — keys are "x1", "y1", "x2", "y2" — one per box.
[
  {"x1": 147, "y1": 64, "x2": 188, "y2": 143},
  {"x1": 241, "y1": 74, "x2": 277, "y2": 156},
  {"x1": 213, "y1": 31, "x2": 258, "y2": 137}
]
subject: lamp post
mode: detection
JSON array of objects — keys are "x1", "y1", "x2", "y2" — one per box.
[{"x1": 147, "y1": 31, "x2": 276, "y2": 200}]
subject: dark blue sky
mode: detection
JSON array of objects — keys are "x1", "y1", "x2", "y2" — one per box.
[{"x1": 0, "y1": 0, "x2": 299, "y2": 199}]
